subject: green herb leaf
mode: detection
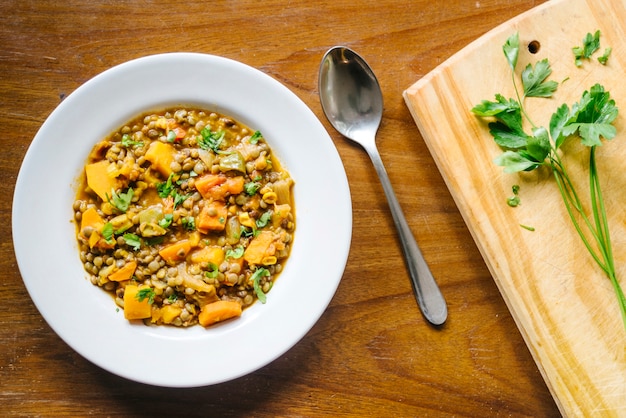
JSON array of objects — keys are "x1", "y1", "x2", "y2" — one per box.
[
  {"x1": 158, "y1": 213, "x2": 173, "y2": 229},
  {"x1": 198, "y1": 128, "x2": 225, "y2": 153},
  {"x1": 244, "y1": 181, "x2": 261, "y2": 196},
  {"x1": 122, "y1": 233, "x2": 141, "y2": 250},
  {"x1": 494, "y1": 150, "x2": 541, "y2": 173},
  {"x1": 255, "y1": 210, "x2": 272, "y2": 229},
  {"x1": 121, "y1": 134, "x2": 144, "y2": 148},
  {"x1": 522, "y1": 59, "x2": 558, "y2": 98},
  {"x1": 250, "y1": 267, "x2": 270, "y2": 304},
  {"x1": 503, "y1": 32, "x2": 519, "y2": 71},
  {"x1": 573, "y1": 30, "x2": 601, "y2": 66},
  {"x1": 225, "y1": 246, "x2": 244, "y2": 259},
  {"x1": 156, "y1": 174, "x2": 174, "y2": 198},
  {"x1": 106, "y1": 188, "x2": 134, "y2": 213},
  {"x1": 598, "y1": 47, "x2": 612, "y2": 65},
  {"x1": 102, "y1": 222, "x2": 115, "y2": 244},
  {"x1": 205, "y1": 263, "x2": 219, "y2": 279},
  {"x1": 135, "y1": 288, "x2": 156, "y2": 304},
  {"x1": 249, "y1": 131, "x2": 263, "y2": 144}
]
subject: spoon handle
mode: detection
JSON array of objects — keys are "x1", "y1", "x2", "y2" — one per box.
[{"x1": 365, "y1": 144, "x2": 448, "y2": 326}]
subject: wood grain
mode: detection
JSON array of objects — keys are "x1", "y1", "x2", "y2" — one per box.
[
  {"x1": 0, "y1": 0, "x2": 562, "y2": 416},
  {"x1": 404, "y1": 0, "x2": 626, "y2": 415}
]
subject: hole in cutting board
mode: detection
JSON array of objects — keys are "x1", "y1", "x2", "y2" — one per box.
[{"x1": 527, "y1": 40, "x2": 541, "y2": 54}]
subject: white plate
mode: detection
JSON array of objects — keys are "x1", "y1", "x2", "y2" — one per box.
[{"x1": 12, "y1": 53, "x2": 352, "y2": 387}]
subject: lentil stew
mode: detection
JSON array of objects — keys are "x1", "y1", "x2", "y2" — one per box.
[{"x1": 73, "y1": 107, "x2": 295, "y2": 327}]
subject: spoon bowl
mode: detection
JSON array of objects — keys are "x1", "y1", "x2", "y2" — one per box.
[{"x1": 319, "y1": 46, "x2": 448, "y2": 326}]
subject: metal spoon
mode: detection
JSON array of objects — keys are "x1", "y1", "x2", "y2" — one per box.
[{"x1": 318, "y1": 46, "x2": 447, "y2": 326}]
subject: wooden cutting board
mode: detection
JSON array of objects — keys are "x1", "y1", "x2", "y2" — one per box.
[{"x1": 404, "y1": 0, "x2": 626, "y2": 416}]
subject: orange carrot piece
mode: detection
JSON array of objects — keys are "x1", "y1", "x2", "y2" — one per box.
[
  {"x1": 158, "y1": 240, "x2": 192, "y2": 265},
  {"x1": 108, "y1": 261, "x2": 137, "y2": 282},
  {"x1": 198, "y1": 300, "x2": 242, "y2": 326},
  {"x1": 196, "y1": 202, "x2": 228, "y2": 233},
  {"x1": 195, "y1": 174, "x2": 226, "y2": 198}
]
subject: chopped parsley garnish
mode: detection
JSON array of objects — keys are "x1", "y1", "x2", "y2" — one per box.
[
  {"x1": 250, "y1": 267, "x2": 270, "y2": 303},
  {"x1": 158, "y1": 213, "x2": 173, "y2": 229},
  {"x1": 102, "y1": 222, "x2": 115, "y2": 244},
  {"x1": 135, "y1": 288, "x2": 156, "y2": 304},
  {"x1": 173, "y1": 191, "x2": 190, "y2": 209},
  {"x1": 249, "y1": 131, "x2": 263, "y2": 144},
  {"x1": 244, "y1": 181, "x2": 261, "y2": 196},
  {"x1": 225, "y1": 246, "x2": 244, "y2": 259},
  {"x1": 198, "y1": 128, "x2": 225, "y2": 153},
  {"x1": 256, "y1": 210, "x2": 272, "y2": 229},
  {"x1": 156, "y1": 174, "x2": 175, "y2": 198},
  {"x1": 121, "y1": 133, "x2": 143, "y2": 148},
  {"x1": 122, "y1": 233, "x2": 141, "y2": 250},
  {"x1": 106, "y1": 188, "x2": 134, "y2": 213},
  {"x1": 205, "y1": 263, "x2": 219, "y2": 279}
]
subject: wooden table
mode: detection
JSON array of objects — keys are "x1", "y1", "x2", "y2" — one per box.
[{"x1": 1, "y1": 0, "x2": 561, "y2": 416}]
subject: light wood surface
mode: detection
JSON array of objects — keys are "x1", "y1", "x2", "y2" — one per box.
[
  {"x1": 0, "y1": 0, "x2": 564, "y2": 416},
  {"x1": 404, "y1": 0, "x2": 626, "y2": 416}
]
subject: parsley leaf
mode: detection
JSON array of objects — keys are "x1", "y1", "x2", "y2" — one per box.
[
  {"x1": 205, "y1": 263, "x2": 219, "y2": 279},
  {"x1": 107, "y1": 188, "x2": 134, "y2": 213},
  {"x1": 573, "y1": 30, "x2": 601, "y2": 67},
  {"x1": 471, "y1": 94, "x2": 528, "y2": 149},
  {"x1": 249, "y1": 131, "x2": 263, "y2": 144},
  {"x1": 156, "y1": 174, "x2": 174, "y2": 198},
  {"x1": 158, "y1": 213, "x2": 173, "y2": 229},
  {"x1": 121, "y1": 134, "x2": 144, "y2": 148},
  {"x1": 102, "y1": 222, "x2": 115, "y2": 244},
  {"x1": 502, "y1": 32, "x2": 519, "y2": 71},
  {"x1": 250, "y1": 267, "x2": 270, "y2": 304},
  {"x1": 225, "y1": 246, "x2": 244, "y2": 260},
  {"x1": 135, "y1": 288, "x2": 156, "y2": 304},
  {"x1": 244, "y1": 181, "x2": 261, "y2": 196},
  {"x1": 598, "y1": 47, "x2": 612, "y2": 65},
  {"x1": 522, "y1": 59, "x2": 558, "y2": 98},
  {"x1": 198, "y1": 128, "x2": 225, "y2": 153},
  {"x1": 122, "y1": 233, "x2": 141, "y2": 250},
  {"x1": 173, "y1": 191, "x2": 190, "y2": 209},
  {"x1": 255, "y1": 211, "x2": 272, "y2": 229}
]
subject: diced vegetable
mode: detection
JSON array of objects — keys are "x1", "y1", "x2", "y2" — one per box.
[
  {"x1": 108, "y1": 261, "x2": 137, "y2": 282},
  {"x1": 144, "y1": 141, "x2": 176, "y2": 177},
  {"x1": 244, "y1": 230, "x2": 277, "y2": 265},
  {"x1": 85, "y1": 160, "x2": 120, "y2": 201},
  {"x1": 194, "y1": 174, "x2": 225, "y2": 197},
  {"x1": 198, "y1": 300, "x2": 242, "y2": 326},
  {"x1": 158, "y1": 305, "x2": 182, "y2": 324},
  {"x1": 159, "y1": 240, "x2": 192, "y2": 265},
  {"x1": 123, "y1": 285, "x2": 152, "y2": 320},
  {"x1": 194, "y1": 174, "x2": 244, "y2": 201},
  {"x1": 196, "y1": 201, "x2": 228, "y2": 233},
  {"x1": 189, "y1": 246, "x2": 225, "y2": 266},
  {"x1": 80, "y1": 207, "x2": 104, "y2": 237}
]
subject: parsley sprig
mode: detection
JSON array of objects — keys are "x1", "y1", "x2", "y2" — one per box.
[{"x1": 472, "y1": 32, "x2": 626, "y2": 331}]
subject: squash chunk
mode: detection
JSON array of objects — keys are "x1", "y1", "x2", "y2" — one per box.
[
  {"x1": 123, "y1": 285, "x2": 152, "y2": 320},
  {"x1": 108, "y1": 261, "x2": 137, "y2": 282},
  {"x1": 144, "y1": 141, "x2": 176, "y2": 177},
  {"x1": 244, "y1": 230, "x2": 276, "y2": 265},
  {"x1": 85, "y1": 160, "x2": 120, "y2": 201}
]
